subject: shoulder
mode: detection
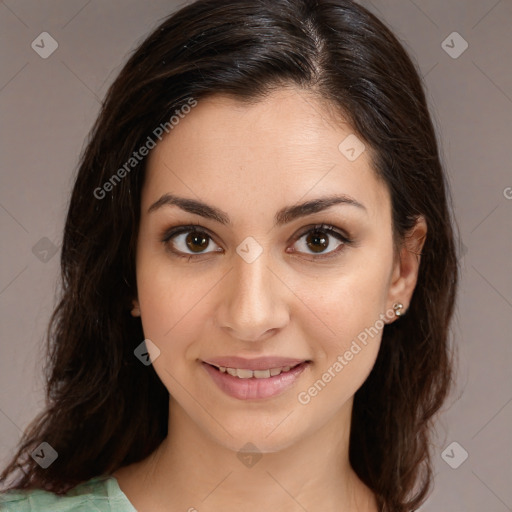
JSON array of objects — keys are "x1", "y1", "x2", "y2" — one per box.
[{"x1": 0, "y1": 475, "x2": 136, "y2": 511}]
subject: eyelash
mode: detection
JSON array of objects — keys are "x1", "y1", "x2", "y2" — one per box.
[{"x1": 161, "y1": 223, "x2": 354, "y2": 262}]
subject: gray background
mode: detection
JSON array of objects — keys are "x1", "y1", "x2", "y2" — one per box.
[{"x1": 1, "y1": 0, "x2": 511, "y2": 510}]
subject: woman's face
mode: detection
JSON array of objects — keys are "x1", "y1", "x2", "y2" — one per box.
[{"x1": 135, "y1": 87, "x2": 418, "y2": 453}]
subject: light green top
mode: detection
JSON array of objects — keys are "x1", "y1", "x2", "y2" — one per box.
[{"x1": 0, "y1": 475, "x2": 137, "y2": 511}]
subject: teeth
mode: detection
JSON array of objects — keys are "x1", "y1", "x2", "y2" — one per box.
[
  {"x1": 253, "y1": 369, "x2": 271, "y2": 378},
  {"x1": 236, "y1": 368, "x2": 254, "y2": 379},
  {"x1": 214, "y1": 364, "x2": 299, "y2": 379}
]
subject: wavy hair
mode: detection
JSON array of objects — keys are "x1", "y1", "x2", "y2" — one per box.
[{"x1": 1, "y1": 1, "x2": 459, "y2": 510}]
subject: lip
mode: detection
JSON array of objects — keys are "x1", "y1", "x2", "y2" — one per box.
[
  {"x1": 202, "y1": 359, "x2": 310, "y2": 400},
  {"x1": 203, "y1": 356, "x2": 307, "y2": 371}
]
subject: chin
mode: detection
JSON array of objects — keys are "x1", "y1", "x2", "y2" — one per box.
[{"x1": 201, "y1": 414, "x2": 308, "y2": 455}]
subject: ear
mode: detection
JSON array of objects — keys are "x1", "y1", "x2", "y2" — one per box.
[
  {"x1": 130, "y1": 298, "x2": 141, "y2": 317},
  {"x1": 385, "y1": 215, "x2": 427, "y2": 322}
]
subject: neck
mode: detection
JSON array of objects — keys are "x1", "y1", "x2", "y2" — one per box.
[{"x1": 130, "y1": 395, "x2": 377, "y2": 512}]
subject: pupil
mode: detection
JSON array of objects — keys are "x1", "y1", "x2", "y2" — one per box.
[
  {"x1": 186, "y1": 232, "x2": 208, "y2": 252},
  {"x1": 307, "y1": 231, "x2": 328, "y2": 253}
]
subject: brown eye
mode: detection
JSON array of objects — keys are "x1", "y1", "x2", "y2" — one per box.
[
  {"x1": 162, "y1": 225, "x2": 221, "y2": 258},
  {"x1": 185, "y1": 231, "x2": 210, "y2": 253},
  {"x1": 304, "y1": 230, "x2": 329, "y2": 253},
  {"x1": 162, "y1": 223, "x2": 352, "y2": 261},
  {"x1": 289, "y1": 224, "x2": 351, "y2": 259}
]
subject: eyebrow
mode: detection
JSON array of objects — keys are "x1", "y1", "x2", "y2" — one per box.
[{"x1": 148, "y1": 193, "x2": 367, "y2": 226}]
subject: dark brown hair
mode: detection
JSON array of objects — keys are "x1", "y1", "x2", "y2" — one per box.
[{"x1": 0, "y1": 1, "x2": 459, "y2": 510}]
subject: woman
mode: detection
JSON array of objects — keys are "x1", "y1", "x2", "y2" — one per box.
[{"x1": 0, "y1": 0, "x2": 459, "y2": 510}]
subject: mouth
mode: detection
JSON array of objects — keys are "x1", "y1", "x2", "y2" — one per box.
[
  {"x1": 207, "y1": 362, "x2": 303, "y2": 379},
  {"x1": 201, "y1": 358, "x2": 311, "y2": 400}
]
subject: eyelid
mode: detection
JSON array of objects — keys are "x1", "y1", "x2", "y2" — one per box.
[
  {"x1": 287, "y1": 223, "x2": 352, "y2": 260},
  {"x1": 161, "y1": 223, "x2": 214, "y2": 243},
  {"x1": 161, "y1": 223, "x2": 222, "y2": 257},
  {"x1": 160, "y1": 222, "x2": 353, "y2": 260},
  {"x1": 292, "y1": 223, "x2": 351, "y2": 244}
]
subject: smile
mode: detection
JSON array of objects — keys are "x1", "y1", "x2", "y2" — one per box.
[
  {"x1": 202, "y1": 359, "x2": 310, "y2": 400},
  {"x1": 209, "y1": 363, "x2": 301, "y2": 379}
]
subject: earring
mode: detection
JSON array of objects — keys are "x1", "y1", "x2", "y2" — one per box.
[{"x1": 393, "y1": 302, "x2": 404, "y2": 317}]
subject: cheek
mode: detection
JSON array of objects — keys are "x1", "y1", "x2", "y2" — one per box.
[
  {"x1": 137, "y1": 276, "x2": 205, "y2": 340},
  {"x1": 297, "y1": 261, "x2": 390, "y2": 345},
  {"x1": 291, "y1": 259, "x2": 390, "y2": 399},
  {"x1": 135, "y1": 252, "x2": 219, "y2": 365},
  {"x1": 294, "y1": 281, "x2": 386, "y2": 414}
]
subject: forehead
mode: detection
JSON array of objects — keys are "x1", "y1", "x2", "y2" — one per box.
[{"x1": 142, "y1": 87, "x2": 390, "y2": 224}]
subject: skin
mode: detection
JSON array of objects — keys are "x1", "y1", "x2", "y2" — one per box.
[{"x1": 113, "y1": 86, "x2": 427, "y2": 511}]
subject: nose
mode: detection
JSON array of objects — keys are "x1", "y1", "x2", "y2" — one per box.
[{"x1": 215, "y1": 249, "x2": 290, "y2": 342}]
